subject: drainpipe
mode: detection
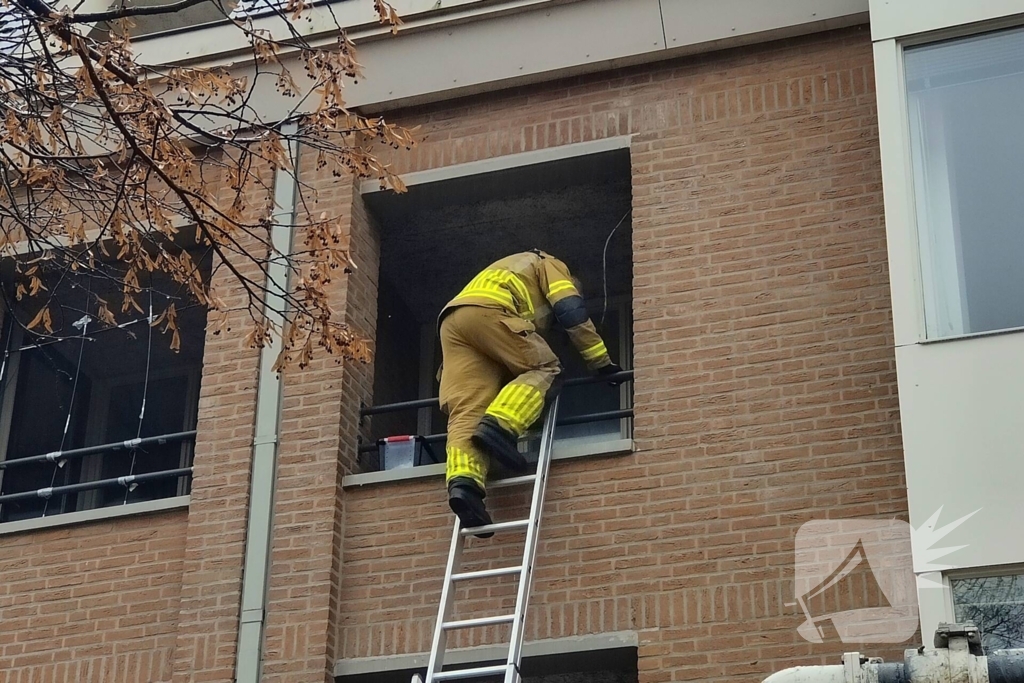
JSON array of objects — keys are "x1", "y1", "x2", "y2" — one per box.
[
  {"x1": 764, "y1": 624, "x2": 1024, "y2": 683},
  {"x1": 234, "y1": 122, "x2": 299, "y2": 683}
]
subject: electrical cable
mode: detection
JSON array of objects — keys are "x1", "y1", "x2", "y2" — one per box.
[
  {"x1": 123, "y1": 286, "x2": 154, "y2": 504},
  {"x1": 42, "y1": 283, "x2": 91, "y2": 517},
  {"x1": 600, "y1": 209, "x2": 631, "y2": 327},
  {"x1": 0, "y1": 313, "x2": 14, "y2": 400},
  {"x1": 0, "y1": 317, "x2": 14, "y2": 520}
]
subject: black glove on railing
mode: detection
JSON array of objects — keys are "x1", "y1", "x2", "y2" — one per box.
[{"x1": 597, "y1": 362, "x2": 626, "y2": 386}]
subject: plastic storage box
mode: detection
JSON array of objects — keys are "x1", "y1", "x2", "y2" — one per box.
[{"x1": 377, "y1": 435, "x2": 440, "y2": 471}]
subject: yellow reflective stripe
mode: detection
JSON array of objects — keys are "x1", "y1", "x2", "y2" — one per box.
[
  {"x1": 580, "y1": 340, "x2": 608, "y2": 362},
  {"x1": 446, "y1": 445, "x2": 487, "y2": 490},
  {"x1": 456, "y1": 288, "x2": 514, "y2": 307},
  {"x1": 518, "y1": 389, "x2": 544, "y2": 427},
  {"x1": 486, "y1": 383, "x2": 544, "y2": 434},
  {"x1": 452, "y1": 269, "x2": 533, "y2": 318},
  {"x1": 547, "y1": 279, "x2": 577, "y2": 297}
]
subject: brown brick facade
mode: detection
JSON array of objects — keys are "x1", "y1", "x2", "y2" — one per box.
[
  {"x1": 335, "y1": 25, "x2": 908, "y2": 681},
  {"x1": 0, "y1": 510, "x2": 187, "y2": 683},
  {"x1": 0, "y1": 26, "x2": 909, "y2": 683}
]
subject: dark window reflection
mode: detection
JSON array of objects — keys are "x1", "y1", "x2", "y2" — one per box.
[{"x1": 952, "y1": 574, "x2": 1024, "y2": 650}]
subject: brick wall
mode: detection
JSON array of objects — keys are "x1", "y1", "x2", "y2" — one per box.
[
  {"x1": 260, "y1": 173, "x2": 382, "y2": 683},
  {"x1": 171, "y1": 161, "x2": 270, "y2": 683},
  {"x1": 0, "y1": 24, "x2": 909, "y2": 683},
  {"x1": 0, "y1": 510, "x2": 187, "y2": 683},
  {"x1": 0, "y1": 158, "x2": 271, "y2": 683},
  {"x1": 335, "y1": 26, "x2": 909, "y2": 683}
]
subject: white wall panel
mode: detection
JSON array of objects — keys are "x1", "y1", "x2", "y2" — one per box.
[
  {"x1": 661, "y1": 0, "x2": 868, "y2": 48},
  {"x1": 873, "y1": 39, "x2": 925, "y2": 346},
  {"x1": 346, "y1": 0, "x2": 666, "y2": 108},
  {"x1": 870, "y1": 0, "x2": 1024, "y2": 41},
  {"x1": 895, "y1": 332, "x2": 1024, "y2": 573},
  {"x1": 134, "y1": 0, "x2": 871, "y2": 114}
]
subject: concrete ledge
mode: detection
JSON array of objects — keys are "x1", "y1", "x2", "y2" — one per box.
[
  {"x1": 342, "y1": 439, "x2": 634, "y2": 489},
  {"x1": 333, "y1": 631, "x2": 638, "y2": 677},
  {"x1": 0, "y1": 496, "x2": 190, "y2": 536},
  {"x1": 360, "y1": 136, "x2": 633, "y2": 194}
]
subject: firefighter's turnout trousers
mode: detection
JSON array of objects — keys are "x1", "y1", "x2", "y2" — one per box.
[{"x1": 439, "y1": 305, "x2": 561, "y2": 491}]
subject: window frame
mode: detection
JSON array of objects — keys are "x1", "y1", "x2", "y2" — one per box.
[
  {"x1": 876, "y1": 17, "x2": 1024, "y2": 346},
  {"x1": 0, "y1": 250, "x2": 206, "y2": 525},
  {"x1": 360, "y1": 136, "x2": 635, "y2": 479},
  {"x1": 75, "y1": 364, "x2": 201, "y2": 509},
  {"x1": 942, "y1": 564, "x2": 1024, "y2": 650}
]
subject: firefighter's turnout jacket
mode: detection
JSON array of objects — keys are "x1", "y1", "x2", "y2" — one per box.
[{"x1": 438, "y1": 250, "x2": 613, "y2": 491}]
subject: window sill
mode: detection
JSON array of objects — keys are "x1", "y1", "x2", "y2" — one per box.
[
  {"x1": 334, "y1": 630, "x2": 638, "y2": 677},
  {"x1": 0, "y1": 495, "x2": 190, "y2": 536},
  {"x1": 342, "y1": 438, "x2": 634, "y2": 489},
  {"x1": 913, "y1": 324, "x2": 1024, "y2": 346}
]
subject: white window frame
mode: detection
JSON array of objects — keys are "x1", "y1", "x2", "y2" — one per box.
[
  {"x1": 874, "y1": 13, "x2": 1024, "y2": 347},
  {"x1": 938, "y1": 565, "x2": 1024, "y2": 644}
]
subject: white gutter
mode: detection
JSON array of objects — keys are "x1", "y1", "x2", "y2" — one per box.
[{"x1": 234, "y1": 122, "x2": 299, "y2": 683}]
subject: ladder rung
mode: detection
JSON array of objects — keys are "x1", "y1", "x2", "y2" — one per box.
[
  {"x1": 432, "y1": 664, "x2": 513, "y2": 681},
  {"x1": 490, "y1": 474, "x2": 536, "y2": 489},
  {"x1": 442, "y1": 614, "x2": 515, "y2": 630},
  {"x1": 460, "y1": 519, "x2": 529, "y2": 537},
  {"x1": 451, "y1": 565, "x2": 523, "y2": 582}
]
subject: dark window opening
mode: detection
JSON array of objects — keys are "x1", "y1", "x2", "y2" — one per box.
[
  {"x1": 0, "y1": 253, "x2": 210, "y2": 522},
  {"x1": 335, "y1": 645, "x2": 639, "y2": 683},
  {"x1": 362, "y1": 148, "x2": 633, "y2": 473}
]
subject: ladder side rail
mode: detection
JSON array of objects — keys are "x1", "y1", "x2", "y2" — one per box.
[
  {"x1": 424, "y1": 519, "x2": 465, "y2": 683},
  {"x1": 504, "y1": 396, "x2": 560, "y2": 683}
]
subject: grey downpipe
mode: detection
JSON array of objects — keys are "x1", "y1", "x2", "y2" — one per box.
[{"x1": 234, "y1": 122, "x2": 299, "y2": 683}]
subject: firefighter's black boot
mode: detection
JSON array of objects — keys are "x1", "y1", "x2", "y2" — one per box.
[
  {"x1": 472, "y1": 415, "x2": 528, "y2": 473},
  {"x1": 447, "y1": 477, "x2": 494, "y2": 538}
]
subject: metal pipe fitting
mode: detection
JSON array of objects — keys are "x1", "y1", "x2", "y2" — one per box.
[{"x1": 764, "y1": 624, "x2": 1024, "y2": 683}]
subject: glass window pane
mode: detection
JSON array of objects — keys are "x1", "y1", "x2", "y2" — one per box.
[
  {"x1": 906, "y1": 27, "x2": 1024, "y2": 338},
  {"x1": 0, "y1": 256, "x2": 206, "y2": 521},
  {"x1": 951, "y1": 573, "x2": 1024, "y2": 651}
]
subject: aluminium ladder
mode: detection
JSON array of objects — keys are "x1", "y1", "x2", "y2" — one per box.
[{"x1": 413, "y1": 396, "x2": 560, "y2": 683}]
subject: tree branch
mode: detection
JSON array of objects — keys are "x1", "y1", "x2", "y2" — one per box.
[
  {"x1": 71, "y1": 0, "x2": 214, "y2": 24},
  {"x1": 11, "y1": 0, "x2": 140, "y2": 86}
]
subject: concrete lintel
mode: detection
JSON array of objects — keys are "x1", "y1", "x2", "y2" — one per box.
[
  {"x1": 341, "y1": 438, "x2": 634, "y2": 489},
  {"x1": 333, "y1": 630, "x2": 638, "y2": 677},
  {"x1": 360, "y1": 136, "x2": 633, "y2": 194},
  {"x1": 0, "y1": 495, "x2": 189, "y2": 536}
]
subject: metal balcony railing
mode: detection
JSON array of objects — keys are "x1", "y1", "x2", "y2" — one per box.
[
  {"x1": 0, "y1": 431, "x2": 196, "y2": 506},
  {"x1": 0, "y1": 468, "x2": 193, "y2": 505},
  {"x1": 357, "y1": 370, "x2": 634, "y2": 455}
]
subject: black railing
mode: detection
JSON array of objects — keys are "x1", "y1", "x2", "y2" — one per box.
[
  {"x1": 0, "y1": 430, "x2": 197, "y2": 469},
  {"x1": 0, "y1": 431, "x2": 197, "y2": 508},
  {"x1": 0, "y1": 467, "x2": 193, "y2": 505},
  {"x1": 359, "y1": 371, "x2": 634, "y2": 417},
  {"x1": 357, "y1": 370, "x2": 634, "y2": 455}
]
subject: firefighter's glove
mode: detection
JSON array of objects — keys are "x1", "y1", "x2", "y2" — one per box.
[{"x1": 596, "y1": 362, "x2": 626, "y2": 386}]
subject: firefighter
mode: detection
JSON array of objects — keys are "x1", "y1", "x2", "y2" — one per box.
[{"x1": 438, "y1": 250, "x2": 623, "y2": 536}]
